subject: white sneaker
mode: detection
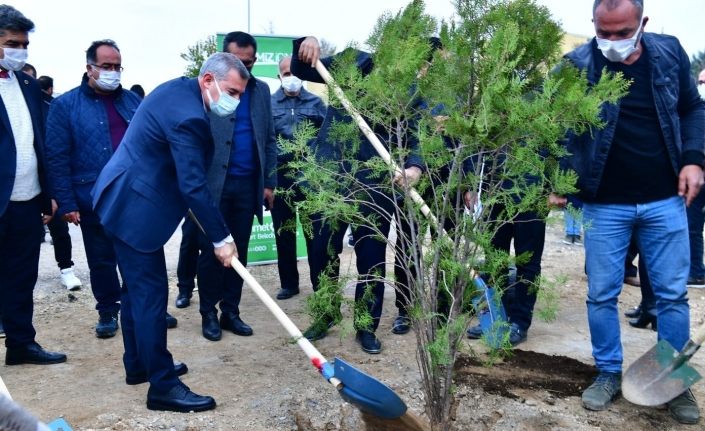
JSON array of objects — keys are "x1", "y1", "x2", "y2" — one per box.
[{"x1": 60, "y1": 267, "x2": 82, "y2": 291}]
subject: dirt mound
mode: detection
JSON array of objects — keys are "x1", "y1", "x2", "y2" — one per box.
[{"x1": 454, "y1": 349, "x2": 597, "y2": 399}]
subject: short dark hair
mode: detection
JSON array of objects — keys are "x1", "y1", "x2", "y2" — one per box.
[
  {"x1": 37, "y1": 75, "x2": 53, "y2": 91},
  {"x1": 222, "y1": 31, "x2": 257, "y2": 55},
  {"x1": 0, "y1": 5, "x2": 34, "y2": 34},
  {"x1": 86, "y1": 39, "x2": 120, "y2": 64},
  {"x1": 21, "y1": 62, "x2": 36, "y2": 77},
  {"x1": 129, "y1": 84, "x2": 145, "y2": 98},
  {"x1": 593, "y1": 0, "x2": 644, "y2": 17}
]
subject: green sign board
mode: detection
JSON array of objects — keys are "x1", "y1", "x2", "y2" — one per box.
[
  {"x1": 214, "y1": 34, "x2": 304, "y2": 265},
  {"x1": 247, "y1": 211, "x2": 308, "y2": 265},
  {"x1": 216, "y1": 34, "x2": 297, "y2": 79}
]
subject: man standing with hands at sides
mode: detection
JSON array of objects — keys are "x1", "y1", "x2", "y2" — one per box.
[
  {"x1": 197, "y1": 31, "x2": 277, "y2": 342},
  {"x1": 271, "y1": 55, "x2": 326, "y2": 300},
  {"x1": 92, "y1": 52, "x2": 247, "y2": 412},
  {"x1": 0, "y1": 4, "x2": 67, "y2": 365},
  {"x1": 551, "y1": 0, "x2": 705, "y2": 424},
  {"x1": 45, "y1": 40, "x2": 141, "y2": 339}
]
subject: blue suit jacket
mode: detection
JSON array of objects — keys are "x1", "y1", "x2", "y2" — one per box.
[
  {"x1": 0, "y1": 70, "x2": 52, "y2": 216},
  {"x1": 92, "y1": 77, "x2": 229, "y2": 253},
  {"x1": 207, "y1": 77, "x2": 277, "y2": 223}
]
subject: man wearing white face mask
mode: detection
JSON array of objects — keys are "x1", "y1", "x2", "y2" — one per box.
[
  {"x1": 92, "y1": 52, "x2": 246, "y2": 412},
  {"x1": 549, "y1": 0, "x2": 705, "y2": 423},
  {"x1": 0, "y1": 4, "x2": 67, "y2": 367},
  {"x1": 44, "y1": 40, "x2": 141, "y2": 339},
  {"x1": 270, "y1": 56, "x2": 326, "y2": 300}
]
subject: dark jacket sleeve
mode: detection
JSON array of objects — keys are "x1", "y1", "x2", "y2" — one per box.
[
  {"x1": 675, "y1": 43, "x2": 705, "y2": 168},
  {"x1": 291, "y1": 37, "x2": 374, "y2": 83},
  {"x1": 44, "y1": 95, "x2": 78, "y2": 217}
]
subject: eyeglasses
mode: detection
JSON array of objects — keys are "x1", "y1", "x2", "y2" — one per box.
[{"x1": 91, "y1": 63, "x2": 124, "y2": 72}]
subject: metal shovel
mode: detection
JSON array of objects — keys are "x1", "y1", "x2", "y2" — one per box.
[
  {"x1": 622, "y1": 320, "x2": 705, "y2": 406},
  {"x1": 188, "y1": 211, "x2": 428, "y2": 429}
]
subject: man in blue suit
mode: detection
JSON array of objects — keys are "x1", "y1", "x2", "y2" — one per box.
[
  {"x1": 197, "y1": 31, "x2": 278, "y2": 342},
  {"x1": 0, "y1": 5, "x2": 67, "y2": 365},
  {"x1": 92, "y1": 52, "x2": 248, "y2": 412}
]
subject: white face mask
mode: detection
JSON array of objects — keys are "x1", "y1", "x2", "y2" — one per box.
[
  {"x1": 92, "y1": 67, "x2": 121, "y2": 91},
  {"x1": 0, "y1": 47, "x2": 28, "y2": 71},
  {"x1": 206, "y1": 78, "x2": 240, "y2": 117},
  {"x1": 596, "y1": 20, "x2": 643, "y2": 63},
  {"x1": 281, "y1": 75, "x2": 303, "y2": 94},
  {"x1": 699, "y1": 84, "x2": 705, "y2": 101}
]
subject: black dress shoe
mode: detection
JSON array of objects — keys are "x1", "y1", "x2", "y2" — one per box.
[
  {"x1": 6, "y1": 342, "x2": 67, "y2": 365},
  {"x1": 392, "y1": 313, "x2": 411, "y2": 335},
  {"x1": 166, "y1": 312, "x2": 178, "y2": 329},
  {"x1": 629, "y1": 313, "x2": 657, "y2": 331},
  {"x1": 146, "y1": 382, "x2": 216, "y2": 412},
  {"x1": 220, "y1": 312, "x2": 253, "y2": 336},
  {"x1": 624, "y1": 305, "x2": 642, "y2": 318},
  {"x1": 356, "y1": 330, "x2": 382, "y2": 354},
  {"x1": 126, "y1": 361, "x2": 189, "y2": 385},
  {"x1": 175, "y1": 293, "x2": 191, "y2": 309},
  {"x1": 276, "y1": 288, "x2": 300, "y2": 300},
  {"x1": 202, "y1": 312, "x2": 222, "y2": 341}
]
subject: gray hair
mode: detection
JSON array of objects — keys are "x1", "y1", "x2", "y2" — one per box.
[
  {"x1": 199, "y1": 52, "x2": 250, "y2": 81},
  {"x1": 278, "y1": 55, "x2": 292, "y2": 68},
  {"x1": 593, "y1": 0, "x2": 644, "y2": 18},
  {"x1": 0, "y1": 4, "x2": 34, "y2": 35}
]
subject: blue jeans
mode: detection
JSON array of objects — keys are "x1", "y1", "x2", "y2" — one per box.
[
  {"x1": 564, "y1": 197, "x2": 583, "y2": 236},
  {"x1": 686, "y1": 188, "x2": 705, "y2": 279},
  {"x1": 583, "y1": 196, "x2": 690, "y2": 373}
]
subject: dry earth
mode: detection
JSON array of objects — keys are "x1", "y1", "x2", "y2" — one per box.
[{"x1": 2, "y1": 213, "x2": 705, "y2": 430}]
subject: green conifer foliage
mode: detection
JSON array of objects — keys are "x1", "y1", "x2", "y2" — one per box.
[{"x1": 280, "y1": 1, "x2": 628, "y2": 427}]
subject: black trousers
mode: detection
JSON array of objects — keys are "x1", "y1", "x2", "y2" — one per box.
[
  {"x1": 0, "y1": 198, "x2": 43, "y2": 348},
  {"x1": 270, "y1": 182, "x2": 312, "y2": 291},
  {"x1": 47, "y1": 216, "x2": 73, "y2": 270},
  {"x1": 308, "y1": 188, "x2": 394, "y2": 332},
  {"x1": 176, "y1": 218, "x2": 199, "y2": 296},
  {"x1": 197, "y1": 175, "x2": 258, "y2": 316},
  {"x1": 489, "y1": 205, "x2": 546, "y2": 332}
]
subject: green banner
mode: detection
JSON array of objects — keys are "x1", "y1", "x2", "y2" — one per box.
[
  {"x1": 216, "y1": 34, "x2": 297, "y2": 79},
  {"x1": 247, "y1": 211, "x2": 308, "y2": 265}
]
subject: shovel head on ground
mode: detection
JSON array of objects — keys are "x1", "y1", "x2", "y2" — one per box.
[
  {"x1": 334, "y1": 357, "x2": 406, "y2": 419},
  {"x1": 622, "y1": 338, "x2": 702, "y2": 406},
  {"x1": 47, "y1": 418, "x2": 74, "y2": 431},
  {"x1": 471, "y1": 274, "x2": 508, "y2": 348}
]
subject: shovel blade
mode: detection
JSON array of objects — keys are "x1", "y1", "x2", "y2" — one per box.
[
  {"x1": 334, "y1": 357, "x2": 407, "y2": 419},
  {"x1": 47, "y1": 417, "x2": 74, "y2": 431},
  {"x1": 472, "y1": 275, "x2": 507, "y2": 349},
  {"x1": 622, "y1": 340, "x2": 702, "y2": 406}
]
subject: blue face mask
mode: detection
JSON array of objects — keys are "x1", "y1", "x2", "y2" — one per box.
[{"x1": 206, "y1": 78, "x2": 240, "y2": 117}]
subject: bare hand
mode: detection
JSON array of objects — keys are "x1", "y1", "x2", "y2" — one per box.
[
  {"x1": 214, "y1": 242, "x2": 238, "y2": 268},
  {"x1": 63, "y1": 211, "x2": 81, "y2": 225},
  {"x1": 263, "y1": 188, "x2": 274, "y2": 210},
  {"x1": 393, "y1": 166, "x2": 422, "y2": 188},
  {"x1": 298, "y1": 36, "x2": 320, "y2": 67},
  {"x1": 464, "y1": 191, "x2": 478, "y2": 210},
  {"x1": 548, "y1": 193, "x2": 568, "y2": 209},
  {"x1": 678, "y1": 164, "x2": 704, "y2": 207}
]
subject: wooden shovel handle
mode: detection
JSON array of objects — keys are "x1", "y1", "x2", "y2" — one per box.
[
  {"x1": 231, "y1": 257, "x2": 342, "y2": 388},
  {"x1": 0, "y1": 375, "x2": 11, "y2": 400}
]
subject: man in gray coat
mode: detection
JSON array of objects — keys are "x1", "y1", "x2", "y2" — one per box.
[{"x1": 198, "y1": 31, "x2": 277, "y2": 342}]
